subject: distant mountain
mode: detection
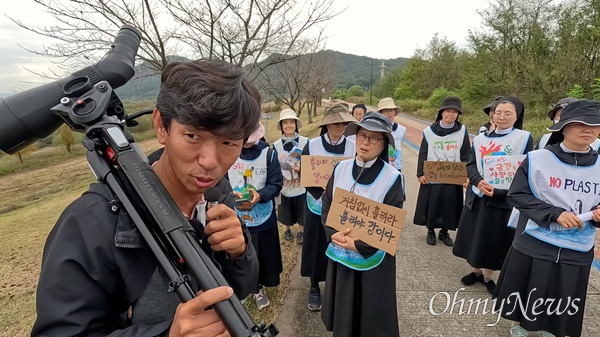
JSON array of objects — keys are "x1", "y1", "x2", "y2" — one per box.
[
  {"x1": 113, "y1": 51, "x2": 410, "y2": 100},
  {"x1": 321, "y1": 50, "x2": 409, "y2": 90}
]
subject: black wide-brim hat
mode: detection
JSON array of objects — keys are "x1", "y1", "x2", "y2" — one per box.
[
  {"x1": 483, "y1": 96, "x2": 502, "y2": 115},
  {"x1": 344, "y1": 111, "x2": 396, "y2": 148},
  {"x1": 547, "y1": 97, "x2": 577, "y2": 120},
  {"x1": 547, "y1": 99, "x2": 600, "y2": 145},
  {"x1": 437, "y1": 96, "x2": 463, "y2": 117}
]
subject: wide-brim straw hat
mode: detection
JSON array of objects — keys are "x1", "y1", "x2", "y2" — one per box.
[
  {"x1": 319, "y1": 101, "x2": 356, "y2": 127},
  {"x1": 377, "y1": 97, "x2": 401, "y2": 115},
  {"x1": 277, "y1": 109, "x2": 303, "y2": 130}
]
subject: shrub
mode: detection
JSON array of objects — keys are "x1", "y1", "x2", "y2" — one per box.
[
  {"x1": 347, "y1": 85, "x2": 365, "y2": 97},
  {"x1": 428, "y1": 87, "x2": 460, "y2": 108}
]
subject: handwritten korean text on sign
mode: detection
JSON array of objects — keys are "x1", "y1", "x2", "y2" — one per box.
[
  {"x1": 483, "y1": 155, "x2": 525, "y2": 189},
  {"x1": 423, "y1": 161, "x2": 468, "y2": 185},
  {"x1": 300, "y1": 155, "x2": 352, "y2": 187},
  {"x1": 326, "y1": 188, "x2": 406, "y2": 256}
]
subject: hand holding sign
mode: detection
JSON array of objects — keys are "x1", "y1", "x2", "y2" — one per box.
[
  {"x1": 331, "y1": 228, "x2": 357, "y2": 251},
  {"x1": 558, "y1": 211, "x2": 584, "y2": 229},
  {"x1": 326, "y1": 188, "x2": 406, "y2": 255}
]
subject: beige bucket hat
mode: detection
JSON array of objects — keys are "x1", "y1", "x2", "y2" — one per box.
[
  {"x1": 377, "y1": 97, "x2": 401, "y2": 115},
  {"x1": 277, "y1": 109, "x2": 303, "y2": 130},
  {"x1": 318, "y1": 101, "x2": 356, "y2": 127}
]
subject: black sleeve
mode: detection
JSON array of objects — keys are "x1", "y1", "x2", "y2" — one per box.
[
  {"x1": 466, "y1": 146, "x2": 483, "y2": 187},
  {"x1": 416, "y1": 133, "x2": 428, "y2": 177},
  {"x1": 31, "y1": 198, "x2": 172, "y2": 337},
  {"x1": 508, "y1": 157, "x2": 567, "y2": 228},
  {"x1": 354, "y1": 174, "x2": 405, "y2": 258},
  {"x1": 257, "y1": 149, "x2": 283, "y2": 202},
  {"x1": 321, "y1": 167, "x2": 337, "y2": 243},
  {"x1": 460, "y1": 129, "x2": 470, "y2": 163}
]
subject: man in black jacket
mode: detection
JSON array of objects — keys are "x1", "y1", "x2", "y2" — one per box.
[{"x1": 32, "y1": 59, "x2": 261, "y2": 337}]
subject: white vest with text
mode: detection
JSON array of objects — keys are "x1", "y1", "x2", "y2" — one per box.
[
  {"x1": 522, "y1": 149, "x2": 600, "y2": 252},
  {"x1": 273, "y1": 136, "x2": 309, "y2": 197},
  {"x1": 388, "y1": 123, "x2": 406, "y2": 171},
  {"x1": 423, "y1": 125, "x2": 466, "y2": 162},
  {"x1": 306, "y1": 136, "x2": 355, "y2": 215},
  {"x1": 471, "y1": 129, "x2": 530, "y2": 196},
  {"x1": 325, "y1": 158, "x2": 403, "y2": 271},
  {"x1": 228, "y1": 147, "x2": 272, "y2": 227}
]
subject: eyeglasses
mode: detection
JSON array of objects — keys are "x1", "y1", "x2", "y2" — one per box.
[
  {"x1": 356, "y1": 133, "x2": 384, "y2": 145},
  {"x1": 494, "y1": 112, "x2": 515, "y2": 118}
]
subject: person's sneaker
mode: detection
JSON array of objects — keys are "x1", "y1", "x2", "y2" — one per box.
[
  {"x1": 510, "y1": 322, "x2": 530, "y2": 337},
  {"x1": 308, "y1": 287, "x2": 321, "y2": 311},
  {"x1": 284, "y1": 229, "x2": 293, "y2": 241},
  {"x1": 537, "y1": 331, "x2": 555, "y2": 337},
  {"x1": 438, "y1": 231, "x2": 454, "y2": 247},
  {"x1": 296, "y1": 231, "x2": 303, "y2": 245},
  {"x1": 426, "y1": 230, "x2": 436, "y2": 245},
  {"x1": 254, "y1": 286, "x2": 270, "y2": 310},
  {"x1": 461, "y1": 272, "x2": 483, "y2": 286}
]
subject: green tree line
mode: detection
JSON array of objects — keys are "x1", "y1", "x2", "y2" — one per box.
[{"x1": 374, "y1": 0, "x2": 600, "y2": 116}]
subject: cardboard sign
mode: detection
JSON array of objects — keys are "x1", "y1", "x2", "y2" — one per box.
[
  {"x1": 300, "y1": 155, "x2": 352, "y2": 187},
  {"x1": 326, "y1": 187, "x2": 406, "y2": 256},
  {"x1": 423, "y1": 161, "x2": 468, "y2": 185},
  {"x1": 483, "y1": 155, "x2": 525, "y2": 189}
]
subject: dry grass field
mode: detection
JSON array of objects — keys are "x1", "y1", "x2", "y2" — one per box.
[{"x1": 0, "y1": 108, "x2": 326, "y2": 336}]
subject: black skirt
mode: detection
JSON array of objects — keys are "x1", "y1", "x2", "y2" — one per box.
[
  {"x1": 452, "y1": 196, "x2": 515, "y2": 270},
  {"x1": 494, "y1": 247, "x2": 590, "y2": 337},
  {"x1": 300, "y1": 209, "x2": 328, "y2": 283},
  {"x1": 250, "y1": 227, "x2": 283, "y2": 291},
  {"x1": 277, "y1": 194, "x2": 306, "y2": 227},
  {"x1": 413, "y1": 183, "x2": 463, "y2": 230},
  {"x1": 321, "y1": 254, "x2": 399, "y2": 337}
]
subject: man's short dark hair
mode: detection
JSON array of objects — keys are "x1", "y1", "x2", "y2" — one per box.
[{"x1": 156, "y1": 59, "x2": 261, "y2": 140}]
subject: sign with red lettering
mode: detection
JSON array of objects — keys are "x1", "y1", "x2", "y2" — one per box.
[
  {"x1": 483, "y1": 155, "x2": 525, "y2": 189},
  {"x1": 300, "y1": 155, "x2": 352, "y2": 187},
  {"x1": 326, "y1": 187, "x2": 406, "y2": 255}
]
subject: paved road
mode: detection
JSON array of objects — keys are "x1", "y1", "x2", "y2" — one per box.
[{"x1": 274, "y1": 114, "x2": 600, "y2": 337}]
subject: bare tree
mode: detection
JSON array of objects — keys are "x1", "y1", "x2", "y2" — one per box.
[
  {"x1": 8, "y1": 0, "x2": 341, "y2": 80},
  {"x1": 258, "y1": 45, "x2": 338, "y2": 124}
]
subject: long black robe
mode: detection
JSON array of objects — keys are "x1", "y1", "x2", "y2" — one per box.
[
  {"x1": 320, "y1": 158, "x2": 404, "y2": 337},
  {"x1": 413, "y1": 121, "x2": 470, "y2": 230},
  {"x1": 300, "y1": 135, "x2": 352, "y2": 282},
  {"x1": 452, "y1": 131, "x2": 534, "y2": 270}
]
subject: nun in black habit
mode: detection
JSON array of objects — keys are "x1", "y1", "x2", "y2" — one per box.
[
  {"x1": 320, "y1": 112, "x2": 405, "y2": 337},
  {"x1": 301, "y1": 102, "x2": 356, "y2": 311},
  {"x1": 494, "y1": 100, "x2": 600, "y2": 337},
  {"x1": 452, "y1": 96, "x2": 534, "y2": 294},
  {"x1": 413, "y1": 96, "x2": 470, "y2": 246}
]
